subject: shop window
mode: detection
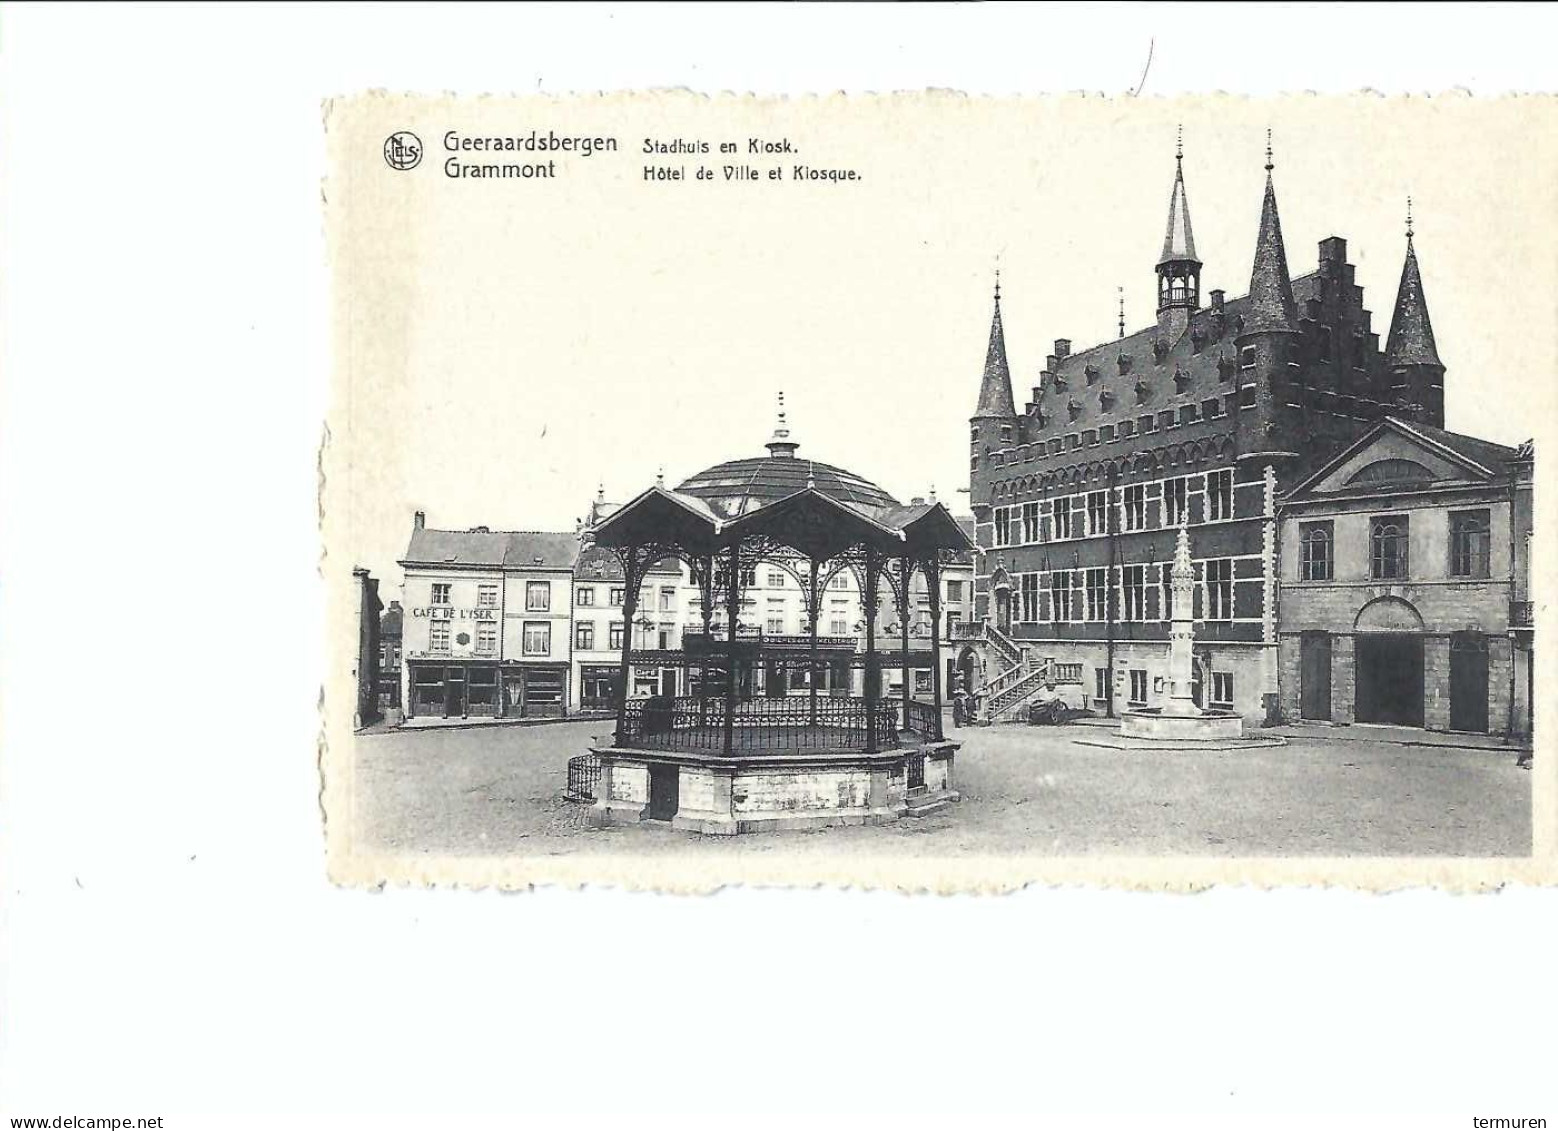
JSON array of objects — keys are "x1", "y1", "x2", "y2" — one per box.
[
  {"x1": 575, "y1": 621, "x2": 595, "y2": 650},
  {"x1": 1300, "y1": 522, "x2": 1333, "y2": 581},
  {"x1": 575, "y1": 586, "x2": 595, "y2": 607},
  {"x1": 431, "y1": 583, "x2": 451, "y2": 605},
  {"x1": 1449, "y1": 509, "x2": 1491, "y2": 578},
  {"x1": 1370, "y1": 515, "x2": 1409, "y2": 580},
  {"x1": 526, "y1": 581, "x2": 550, "y2": 612},
  {"x1": 523, "y1": 622, "x2": 551, "y2": 656}
]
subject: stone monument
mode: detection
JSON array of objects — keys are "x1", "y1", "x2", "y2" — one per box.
[{"x1": 1119, "y1": 522, "x2": 1244, "y2": 740}]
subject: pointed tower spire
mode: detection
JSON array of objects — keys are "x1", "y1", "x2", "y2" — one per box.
[
  {"x1": 1244, "y1": 130, "x2": 1298, "y2": 335},
  {"x1": 1385, "y1": 196, "x2": 1441, "y2": 369},
  {"x1": 1385, "y1": 196, "x2": 1446, "y2": 424},
  {"x1": 1156, "y1": 127, "x2": 1202, "y2": 341},
  {"x1": 973, "y1": 274, "x2": 1016, "y2": 418}
]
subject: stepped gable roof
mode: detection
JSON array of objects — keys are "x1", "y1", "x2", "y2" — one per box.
[
  {"x1": 401, "y1": 527, "x2": 578, "y2": 570},
  {"x1": 379, "y1": 603, "x2": 403, "y2": 636},
  {"x1": 676, "y1": 455, "x2": 898, "y2": 519},
  {"x1": 1024, "y1": 271, "x2": 1320, "y2": 440}
]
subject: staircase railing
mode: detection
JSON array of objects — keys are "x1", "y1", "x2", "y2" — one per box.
[
  {"x1": 982, "y1": 622, "x2": 1023, "y2": 668},
  {"x1": 984, "y1": 661, "x2": 1056, "y2": 722}
]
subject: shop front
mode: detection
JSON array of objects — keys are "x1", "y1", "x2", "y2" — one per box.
[
  {"x1": 502, "y1": 663, "x2": 570, "y2": 719},
  {"x1": 407, "y1": 659, "x2": 501, "y2": 720}
]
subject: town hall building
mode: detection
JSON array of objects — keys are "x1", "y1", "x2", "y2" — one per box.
[{"x1": 965, "y1": 137, "x2": 1467, "y2": 729}]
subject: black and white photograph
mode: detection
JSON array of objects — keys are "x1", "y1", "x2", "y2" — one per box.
[{"x1": 325, "y1": 92, "x2": 1551, "y2": 888}]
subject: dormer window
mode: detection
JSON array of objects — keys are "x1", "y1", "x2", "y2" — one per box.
[
  {"x1": 1084, "y1": 364, "x2": 1101, "y2": 384},
  {"x1": 1152, "y1": 339, "x2": 1169, "y2": 362},
  {"x1": 1100, "y1": 390, "x2": 1116, "y2": 412},
  {"x1": 1134, "y1": 378, "x2": 1151, "y2": 405},
  {"x1": 1173, "y1": 367, "x2": 1190, "y2": 395},
  {"x1": 1239, "y1": 345, "x2": 1257, "y2": 374},
  {"x1": 1190, "y1": 327, "x2": 1207, "y2": 353},
  {"x1": 1067, "y1": 398, "x2": 1083, "y2": 422},
  {"x1": 1000, "y1": 424, "x2": 1013, "y2": 443},
  {"x1": 1117, "y1": 352, "x2": 1133, "y2": 375}
]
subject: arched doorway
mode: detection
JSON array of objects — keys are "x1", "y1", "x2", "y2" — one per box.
[
  {"x1": 956, "y1": 646, "x2": 979, "y2": 696},
  {"x1": 990, "y1": 565, "x2": 1013, "y2": 634},
  {"x1": 1354, "y1": 597, "x2": 1425, "y2": 727}
]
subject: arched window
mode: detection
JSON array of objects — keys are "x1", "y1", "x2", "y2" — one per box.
[
  {"x1": 1370, "y1": 515, "x2": 1409, "y2": 580},
  {"x1": 1300, "y1": 521, "x2": 1333, "y2": 581}
]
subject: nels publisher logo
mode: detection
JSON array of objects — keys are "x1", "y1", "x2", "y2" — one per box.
[{"x1": 383, "y1": 131, "x2": 422, "y2": 171}]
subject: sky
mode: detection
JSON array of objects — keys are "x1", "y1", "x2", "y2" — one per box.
[{"x1": 330, "y1": 93, "x2": 1557, "y2": 600}]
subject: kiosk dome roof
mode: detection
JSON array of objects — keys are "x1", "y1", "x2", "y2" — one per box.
[{"x1": 676, "y1": 452, "x2": 898, "y2": 518}]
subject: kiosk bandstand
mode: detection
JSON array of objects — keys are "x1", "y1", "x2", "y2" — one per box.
[{"x1": 585, "y1": 422, "x2": 970, "y2": 834}]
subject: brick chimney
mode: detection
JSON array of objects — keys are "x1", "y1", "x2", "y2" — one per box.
[{"x1": 413, "y1": 510, "x2": 426, "y2": 530}]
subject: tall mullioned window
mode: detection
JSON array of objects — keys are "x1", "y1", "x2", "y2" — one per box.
[
  {"x1": 1300, "y1": 522, "x2": 1333, "y2": 581},
  {"x1": 1205, "y1": 559, "x2": 1233, "y2": 620},
  {"x1": 1163, "y1": 477, "x2": 1189, "y2": 526},
  {"x1": 994, "y1": 506, "x2": 1012, "y2": 547},
  {"x1": 575, "y1": 622, "x2": 595, "y2": 650},
  {"x1": 1206, "y1": 469, "x2": 1233, "y2": 521},
  {"x1": 1052, "y1": 498, "x2": 1073, "y2": 541},
  {"x1": 1050, "y1": 570, "x2": 1072, "y2": 623},
  {"x1": 1021, "y1": 502, "x2": 1041, "y2": 544},
  {"x1": 476, "y1": 620, "x2": 497, "y2": 655},
  {"x1": 1085, "y1": 568, "x2": 1108, "y2": 622},
  {"x1": 429, "y1": 619, "x2": 451, "y2": 653},
  {"x1": 1122, "y1": 564, "x2": 1146, "y2": 622},
  {"x1": 1371, "y1": 516, "x2": 1410, "y2": 580},
  {"x1": 1020, "y1": 574, "x2": 1040, "y2": 622},
  {"x1": 1122, "y1": 485, "x2": 1146, "y2": 532},
  {"x1": 1087, "y1": 491, "x2": 1109, "y2": 537},
  {"x1": 1449, "y1": 510, "x2": 1491, "y2": 578}
]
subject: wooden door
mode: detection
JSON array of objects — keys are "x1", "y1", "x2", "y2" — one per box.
[
  {"x1": 1449, "y1": 633, "x2": 1489, "y2": 733},
  {"x1": 1356, "y1": 635, "x2": 1423, "y2": 726},
  {"x1": 1300, "y1": 632, "x2": 1332, "y2": 721},
  {"x1": 647, "y1": 763, "x2": 679, "y2": 821}
]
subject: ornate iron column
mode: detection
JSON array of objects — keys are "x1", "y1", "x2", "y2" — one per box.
[
  {"x1": 612, "y1": 546, "x2": 644, "y2": 746},
  {"x1": 807, "y1": 554, "x2": 820, "y2": 727},
  {"x1": 897, "y1": 554, "x2": 915, "y2": 736},
  {"x1": 723, "y1": 540, "x2": 741, "y2": 756},
  {"x1": 927, "y1": 551, "x2": 944, "y2": 740},
  {"x1": 696, "y1": 553, "x2": 714, "y2": 727},
  {"x1": 862, "y1": 547, "x2": 880, "y2": 753}
]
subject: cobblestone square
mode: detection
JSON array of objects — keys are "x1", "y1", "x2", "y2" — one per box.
[{"x1": 353, "y1": 718, "x2": 1531, "y2": 859}]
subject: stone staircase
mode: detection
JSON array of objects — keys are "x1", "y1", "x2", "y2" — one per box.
[{"x1": 971, "y1": 622, "x2": 1063, "y2": 725}]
